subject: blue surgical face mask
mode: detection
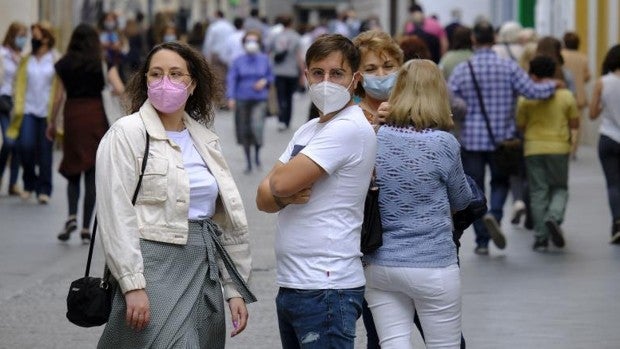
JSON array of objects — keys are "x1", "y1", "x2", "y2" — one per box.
[
  {"x1": 163, "y1": 34, "x2": 177, "y2": 43},
  {"x1": 104, "y1": 21, "x2": 116, "y2": 31},
  {"x1": 14, "y1": 36, "x2": 27, "y2": 50},
  {"x1": 362, "y1": 72, "x2": 398, "y2": 101}
]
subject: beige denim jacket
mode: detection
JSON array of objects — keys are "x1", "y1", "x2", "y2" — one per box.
[{"x1": 95, "y1": 101, "x2": 252, "y2": 298}]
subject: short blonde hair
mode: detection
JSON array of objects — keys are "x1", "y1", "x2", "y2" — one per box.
[
  {"x1": 353, "y1": 30, "x2": 404, "y2": 97},
  {"x1": 387, "y1": 59, "x2": 453, "y2": 130}
]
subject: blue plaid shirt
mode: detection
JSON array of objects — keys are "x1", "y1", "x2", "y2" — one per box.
[{"x1": 448, "y1": 48, "x2": 556, "y2": 151}]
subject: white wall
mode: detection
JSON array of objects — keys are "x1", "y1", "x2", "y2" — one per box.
[{"x1": 0, "y1": 0, "x2": 38, "y2": 41}]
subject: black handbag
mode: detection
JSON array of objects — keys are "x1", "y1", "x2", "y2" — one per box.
[
  {"x1": 452, "y1": 174, "x2": 488, "y2": 232},
  {"x1": 0, "y1": 95, "x2": 13, "y2": 114},
  {"x1": 66, "y1": 130, "x2": 150, "y2": 327},
  {"x1": 361, "y1": 178, "x2": 383, "y2": 254},
  {"x1": 360, "y1": 124, "x2": 383, "y2": 255},
  {"x1": 467, "y1": 61, "x2": 523, "y2": 175},
  {"x1": 494, "y1": 138, "x2": 523, "y2": 175}
]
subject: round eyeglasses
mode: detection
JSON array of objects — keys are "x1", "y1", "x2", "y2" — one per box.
[{"x1": 146, "y1": 70, "x2": 192, "y2": 88}]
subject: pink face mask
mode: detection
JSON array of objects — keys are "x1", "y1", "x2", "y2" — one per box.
[{"x1": 147, "y1": 76, "x2": 190, "y2": 114}]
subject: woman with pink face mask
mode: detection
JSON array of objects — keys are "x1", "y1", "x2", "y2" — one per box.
[{"x1": 95, "y1": 42, "x2": 256, "y2": 348}]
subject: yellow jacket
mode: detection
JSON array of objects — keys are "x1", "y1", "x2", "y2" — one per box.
[{"x1": 6, "y1": 51, "x2": 60, "y2": 140}]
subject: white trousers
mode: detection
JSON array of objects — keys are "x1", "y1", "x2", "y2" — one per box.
[{"x1": 364, "y1": 263, "x2": 461, "y2": 349}]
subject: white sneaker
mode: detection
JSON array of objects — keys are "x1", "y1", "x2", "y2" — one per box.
[
  {"x1": 277, "y1": 122, "x2": 287, "y2": 131},
  {"x1": 510, "y1": 200, "x2": 526, "y2": 225},
  {"x1": 482, "y1": 214, "x2": 506, "y2": 249}
]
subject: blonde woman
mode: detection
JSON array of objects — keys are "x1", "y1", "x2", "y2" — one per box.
[{"x1": 364, "y1": 59, "x2": 473, "y2": 349}]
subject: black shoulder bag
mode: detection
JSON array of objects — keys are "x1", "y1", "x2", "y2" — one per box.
[
  {"x1": 66, "y1": 131, "x2": 150, "y2": 327},
  {"x1": 361, "y1": 125, "x2": 383, "y2": 254},
  {"x1": 467, "y1": 61, "x2": 523, "y2": 176}
]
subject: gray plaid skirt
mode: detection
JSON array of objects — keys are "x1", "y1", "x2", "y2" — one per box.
[{"x1": 98, "y1": 219, "x2": 255, "y2": 349}]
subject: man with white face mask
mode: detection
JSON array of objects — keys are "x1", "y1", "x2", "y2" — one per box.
[{"x1": 256, "y1": 34, "x2": 376, "y2": 348}]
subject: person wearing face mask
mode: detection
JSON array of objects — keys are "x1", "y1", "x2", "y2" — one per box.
[
  {"x1": 96, "y1": 41, "x2": 256, "y2": 348},
  {"x1": 6, "y1": 21, "x2": 61, "y2": 204},
  {"x1": 226, "y1": 30, "x2": 273, "y2": 174},
  {"x1": 256, "y1": 34, "x2": 376, "y2": 348},
  {"x1": 161, "y1": 24, "x2": 177, "y2": 43},
  {"x1": 353, "y1": 29, "x2": 403, "y2": 349},
  {"x1": 365, "y1": 59, "x2": 474, "y2": 349},
  {"x1": 99, "y1": 12, "x2": 126, "y2": 70},
  {"x1": 353, "y1": 30, "x2": 403, "y2": 125},
  {"x1": 0, "y1": 22, "x2": 27, "y2": 196}
]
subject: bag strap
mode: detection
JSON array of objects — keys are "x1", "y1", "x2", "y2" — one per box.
[
  {"x1": 504, "y1": 43, "x2": 516, "y2": 61},
  {"x1": 83, "y1": 129, "x2": 150, "y2": 278},
  {"x1": 370, "y1": 124, "x2": 382, "y2": 185},
  {"x1": 467, "y1": 61, "x2": 498, "y2": 147}
]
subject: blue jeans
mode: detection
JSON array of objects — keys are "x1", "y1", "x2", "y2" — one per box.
[
  {"x1": 461, "y1": 150, "x2": 510, "y2": 247},
  {"x1": 17, "y1": 114, "x2": 53, "y2": 196},
  {"x1": 276, "y1": 286, "x2": 364, "y2": 349},
  {"x1": 0, "y1": 97, "x2": 20, "y2": 187},
  {"x1": 598, "y1": 135, "x2": 620, "y2": 225}
]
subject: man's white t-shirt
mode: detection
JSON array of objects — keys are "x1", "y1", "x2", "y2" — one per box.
[{"x1": 275, "y1": 105, "x2": 377, "y2": 289}]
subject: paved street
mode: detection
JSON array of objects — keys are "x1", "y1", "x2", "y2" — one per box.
[{"x1": 1, "y1": 92, "x2": 619, "y2": 348}]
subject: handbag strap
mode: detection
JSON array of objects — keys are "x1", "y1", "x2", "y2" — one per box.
[
  {"x1": 467, "y1": 61, "x2": 498, "y2": 147},
  {"x1": 83, "y1": 129, "x2": 151, "y2": 278},
  {"x1": 370, "y1": 124, "x2": 382, "y2": 185}
]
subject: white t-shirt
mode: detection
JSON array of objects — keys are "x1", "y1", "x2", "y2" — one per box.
[
  {"x1": 275, "y1": 105, "x2": 377, "y2": 289},
  {"x1": 24, "y1": 52, "x2": 55, "y2": 117},
  {"x1": 167, "y1": 129, "x2": 219, "y2": 220}
]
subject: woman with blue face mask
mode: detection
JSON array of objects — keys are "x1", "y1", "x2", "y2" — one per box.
[
  {"x1": 0, "y1": 21, "x2": 27, "y2": 196},
  {"x1": 353, "y1": 30, "x2": 403, "y2": 125}
]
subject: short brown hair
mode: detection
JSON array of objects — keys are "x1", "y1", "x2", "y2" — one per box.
[
  {"x1": 562, "y1": 32, "x2": 580, "y2": 50},
  {"x1": 387, "y1": 59, "x2": 453, "y2": 130},
  {"x1": 353, "y1": 30, "x2": 404, "y2": 97},
  {"x1": 31, "y1": 21, "x2": 56, "y2": 48},
  {"x1": 305, "y1": 34, "x2": 360, "y2": 72},
  {"x1": 399, "y1": 35, "x2": 431, "y2": 61}
]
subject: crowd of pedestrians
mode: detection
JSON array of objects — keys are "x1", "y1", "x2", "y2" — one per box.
[{"x1": 0, "y1": 2, "x2": 619, "y2": 348}]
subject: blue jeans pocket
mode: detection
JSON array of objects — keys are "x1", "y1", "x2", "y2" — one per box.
[{"x1": 338, "y1": 287, "x2": 364, "y2": 338}]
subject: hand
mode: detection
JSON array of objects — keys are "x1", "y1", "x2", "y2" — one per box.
[
  {"x1": 253, "y1": 78, "x2": 267, "y2": 91},
  {"x1": 228, "y1": 297, "x2": 248, "y2": 337},
  {"x1": 227, "y1": 99, "x2": 236, "y2": 110},
  {"x1": 552, "y1": 78, "x2": 566, "y2": 89},
  {"x1": 274, "y1": 188, "x2": 312, "y2": 208},
  {"x1": 124, "y1": 289, "x2": 150, "y2": 331},
  {"x1": 376, "y1": 102, "x2": 390, "y2": 124},
  {"x1": 45, "y1": 123, "x2": 56, "y2": 142},
  {"x1": 279, "y1": 187, "x2": 312, "y2": 206}
]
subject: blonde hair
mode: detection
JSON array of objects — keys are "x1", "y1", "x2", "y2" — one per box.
[{"x1": 387, "y1": 59, "x2": 453, "y2": 130}]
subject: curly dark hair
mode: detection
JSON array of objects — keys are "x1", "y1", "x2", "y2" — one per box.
[{"x1": 124, "y1": 41, "x2": 221, "y2": 125}]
